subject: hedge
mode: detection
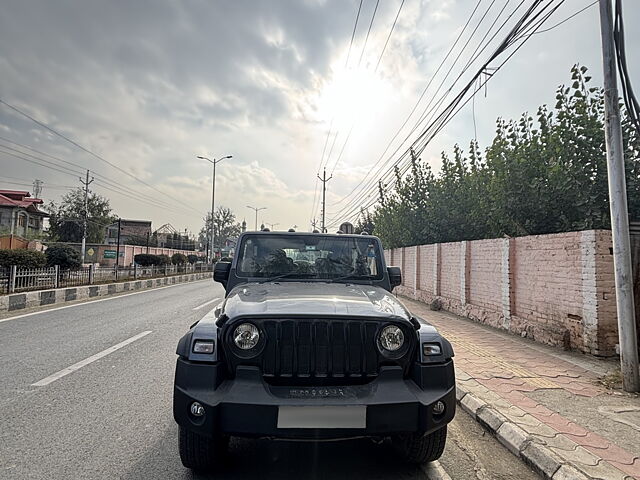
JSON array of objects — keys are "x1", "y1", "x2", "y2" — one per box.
[
  {"x1": 171, "y1": 253, "x2": 188, "y2": 265},
  {"x1": 45, "y1": 244, "x2": 82, "y2": 269},
  {"x1": 0, "y1": 249, "x2": 47, "y2": 268}
]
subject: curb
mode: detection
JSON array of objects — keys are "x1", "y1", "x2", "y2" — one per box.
[
  {"x1": 0, "y1": 272, "x2": 211, "y2": 314},
  {"x1": 456, "y1": 384, "x2": 593, "y2": 480},
  {"x1": 422, "y1": 461, "x2": 452, "y2": 480}
]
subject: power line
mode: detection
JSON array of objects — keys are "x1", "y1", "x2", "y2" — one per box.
[
  {"x1": 310, "y1": 0, "x2": 364, "y2": 224},
  {"x1": 328, "y1": 0, "x2": 406, "y2": 177},
  {"x1": 329, "y1": 0, "x2": 487, "y2": 209},
  {"x1": 0, "y1": 137, "x2": 192, "y2": 215},
  {"x1": 534, "y1": 0, "x2": 597, "y2": 34},
  {"x1": 323, "y1": 0, "x2": 382, "y2": 176},
  {"x1": 0, "y1": 98, "x2": 203, "y2": 216},
  {"x1": 328, "y1": 0, "x2": 567, "y2": 225}
]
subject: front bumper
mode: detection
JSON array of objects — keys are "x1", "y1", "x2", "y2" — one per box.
[{"x1": 173, "y1": 359, "x2": 456, "y2": 440}]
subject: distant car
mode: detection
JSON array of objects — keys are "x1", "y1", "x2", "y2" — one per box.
[{"x1": 173, "y1": 231, "x2": 455, "y2": 471}]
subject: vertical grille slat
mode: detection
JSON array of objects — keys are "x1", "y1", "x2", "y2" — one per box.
[{"x1": 280, "y1": 321, "x2": 295, "y2": 377}]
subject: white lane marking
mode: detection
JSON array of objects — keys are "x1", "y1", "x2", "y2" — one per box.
[
  {"x1": 31, "y1": 330, "x2": 152, "y2": 387},
  {"x1": 192, "y1": 297, "x2": 220, "y2": 311},
  {"x1": 0, "y1": 279, "x2": 211, "y2": 324}
]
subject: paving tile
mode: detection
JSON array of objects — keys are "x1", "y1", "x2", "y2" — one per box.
[
  {"x1": 563, "y1": 432, "x2": 612, "y2": 451},
  {"x1": 575, "y1": 460, "x2": 633, "y2": 480},
  {"x1": 532, "y1": 431, "x2": 581, "y2": 451},
  {"x1": 607, "y1": 457, "x2": 640, "y2": 479},
  {"x1": 550, "y1": 445, "x2": 601, "y2": 467},
  {"x1": 519, "y1": 420, "x2": 561, "y2": 439}
]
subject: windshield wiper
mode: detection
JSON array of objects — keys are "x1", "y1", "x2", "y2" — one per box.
[
  {"x1": 328, "y1": 271, "x2": 376, "y2": 283},
  {"x1": 258, "y1": 272, "x2": 314, "y2": 284}
]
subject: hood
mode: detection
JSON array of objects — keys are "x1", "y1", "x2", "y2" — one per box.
[{"x1": 221, "y1": 282, "x2": 412, "y2": 323}]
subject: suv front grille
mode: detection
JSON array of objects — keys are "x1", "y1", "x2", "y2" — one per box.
[{"x1": 261, "y1": 319, "x2": 381, "y2": 382}]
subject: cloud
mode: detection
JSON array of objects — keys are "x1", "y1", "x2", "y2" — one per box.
[{"x1": 1, "y1": 0, "x2": 639, "y2": 234}]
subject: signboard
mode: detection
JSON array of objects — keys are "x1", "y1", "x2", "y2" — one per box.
[
  {"x1": 103, "y1": 249, "x2": 117, "y2": 259},
  {"x1": 87, "y1": 248, "x2": 95, "y2": 257}
]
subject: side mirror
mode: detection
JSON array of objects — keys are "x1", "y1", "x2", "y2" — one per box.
[
  {"x1": 387, "y1": 266, "x2": 402, "y2": 289},
  {"x1": 213, "y1": 262, "x2": 231, "y2": 286}
]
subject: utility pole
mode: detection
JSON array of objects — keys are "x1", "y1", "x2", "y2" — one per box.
[
  {"x1": 115, "y1": 218, "x2": 122, "y2": 271},
  {"x1": 311, "y1": 218, "x2": 318, "y2": 232},
  {"x1": 266, "y1": 222, "x2": 279, "y2": 230},
  {"x1": 32, "y1": 179, "x2": 43, "y2": 198},
  {"x1": 317, "y1": 168, "x2": 332, "y2": 233},
  {"x1": 79, "y1": 169, "x2": 94, "y2": 264},
  {"x1": 247, "y1": 205, "x2": 266, "y2": 231},
  {"x1": 599, "y1": 0, "x2": 639, "y2": 392}
]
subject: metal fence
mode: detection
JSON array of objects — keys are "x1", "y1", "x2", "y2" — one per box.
[{"x1": 0, "y1": 263, "x2": 213, "y2": 294}]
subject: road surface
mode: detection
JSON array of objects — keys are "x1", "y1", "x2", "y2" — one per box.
[{"x1": 0, "y1": 280, "x2": 539, "y2": 479}]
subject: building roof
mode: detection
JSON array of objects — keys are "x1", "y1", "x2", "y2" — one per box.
[{"x1": 0, "y1": 190, "x2": 47, "y2": 215}]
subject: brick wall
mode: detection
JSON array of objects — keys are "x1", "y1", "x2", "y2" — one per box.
[
  {"x1": 387, "y1": 229, "x2": 619, "y2": 356},
  {"x1": 468, "y1": 239, "x2": 502, "y2": 311}
]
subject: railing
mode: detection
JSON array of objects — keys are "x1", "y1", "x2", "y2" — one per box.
[{"x1": 0, "y1": 263, "x2": 214, "y2": 294}]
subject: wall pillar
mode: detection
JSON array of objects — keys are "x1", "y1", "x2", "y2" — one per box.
[
  {"x1": 460, "y1": 241, "x2": 469, "y2": 305},
  {"x1": 415, "y1": 246, "x2": 420, "y2": 297},
  {"x1": 400, "y1": 248, "x2": 405, "y2": 286},
  {"x1": 581, "y1": 230, "x2": 599, "y2": 353},
  {"x1": 501, "y1": 238, "x2": 512, "y2": 329},
  {"x1": 433, "y1": 243, "x2": 441, "y2": 296}
]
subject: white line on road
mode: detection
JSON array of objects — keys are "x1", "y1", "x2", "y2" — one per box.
[
  {"x1": 192, "y1": 297, "x2": 220, "y2": 311},
  {"x1": 0, "y1": 280, "x2": 210, "y2": 324},
  {"x1": 31, "y1": 330, "x2": 152, "y2": 387}
]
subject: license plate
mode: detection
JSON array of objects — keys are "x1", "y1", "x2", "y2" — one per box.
[{"x1": 277, "y1": 406, "x2": 366, "y2": 429}]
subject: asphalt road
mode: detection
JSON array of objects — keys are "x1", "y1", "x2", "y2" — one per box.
[{"x1": 0, "y1": 280, "x2": 539, "y2": 480}]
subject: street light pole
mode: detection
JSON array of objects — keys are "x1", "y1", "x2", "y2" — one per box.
[
  {"x1": 246, "y1": 205, "x2": 267, "y2": 231},
  {"x1": 198, "y1": 154, "x2": 232, "y2": 262}
]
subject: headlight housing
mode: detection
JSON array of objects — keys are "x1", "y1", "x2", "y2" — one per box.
[
  {"x1": 233, "y1": 323, "x2": 260, "y2": 350},
  {"x1": 378, "y1": 324, "x2": 405, "y2": 352},
  {"x1": 192, "y1": 340, "x2": 215, "y2": 354}
]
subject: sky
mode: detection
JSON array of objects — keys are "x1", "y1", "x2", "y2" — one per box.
[{"x1": 1, "y1": 0, "x2": 639, "y2": 239}]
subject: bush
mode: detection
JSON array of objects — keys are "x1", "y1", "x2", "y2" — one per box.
[
  {"x1": 187, "y1": 254, "x2": 199, "y2": 264},
  {"x1": 0, "y1": 249, "x2": 47, "y2": 268},
  {"x1": 157, "y1": 254, "x2": 171, "y2": 266},
  {"x1": 134, "y1": 253, "x2": 158, "y2": 266},
  {"x1": 171, "y1": 253, "x2": 188, "y2": 265},
  {"x1": 45, "y1": 244, "x2": 82, "y2": 269}
]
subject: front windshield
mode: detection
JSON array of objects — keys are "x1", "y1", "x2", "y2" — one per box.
[{"x1": 236, "y1": 234, "x2": 382, "y2": 280}]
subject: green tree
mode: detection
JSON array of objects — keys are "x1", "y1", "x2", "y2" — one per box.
[
  {"x1": 46, "y1": 188, "x2": 117, "y2": 243},
  {"x1": 372, "y1": 65, "x2": 640, "y2": 248},
  {"x1": 198, "y1": 206, "x2": 241, "y2": 250}
]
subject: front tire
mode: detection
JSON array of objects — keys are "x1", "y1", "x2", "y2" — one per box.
[
  {"x1": 393, "y1": 426, "x2": 447, "y2": 464},
  {"x1": 178, "y1": 426, "x2": 228, "y2": 471}
]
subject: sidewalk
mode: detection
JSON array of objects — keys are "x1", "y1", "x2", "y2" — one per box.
[{"x1": 402, "y1": 297, "x2": 640, "y2": 480}]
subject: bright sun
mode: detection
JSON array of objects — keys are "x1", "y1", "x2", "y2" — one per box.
[{"x1": 317, "y1": 64, "x2": 391, "y2": 133}]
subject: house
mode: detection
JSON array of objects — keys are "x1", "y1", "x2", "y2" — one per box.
[
  {"x1": 105, "y1": 219, "x2": 152, "y2": 245},
  {"x1": 0, "y1": 190, "x2": 48, "y2": 237}
]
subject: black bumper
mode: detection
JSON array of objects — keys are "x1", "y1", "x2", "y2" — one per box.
[{"x1": 174, "y1": 359, "x2": 455, "y2": 440}]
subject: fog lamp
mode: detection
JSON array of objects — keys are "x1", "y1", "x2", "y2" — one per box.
[
  {"x1": 190, "y1": 402, "x2": 205, "y2": 417},
  {"x1": 233, "y1": 323, "x2": 260, "y2": 349},
  {"x1": 433, "y1": 401, "x2": 445, "y2": 416}
]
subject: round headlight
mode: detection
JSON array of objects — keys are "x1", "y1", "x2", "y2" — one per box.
[
  {"x1": 233, "y1": 323, "x2": 260, "y2": 350},
  {"x1": 379, "y1": 325, "x2": 404, "y2": 352}
]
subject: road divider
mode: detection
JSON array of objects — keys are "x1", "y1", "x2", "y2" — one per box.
[
  {"x1": 0, "y1": 271, "x2": 212, "y2": 315},
  {"x1": 31, "y1": 330, "x2": 152, "y2": 387},
  {"x1": 192, "y1": 297, "x2": 220, "y2": 311}
]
